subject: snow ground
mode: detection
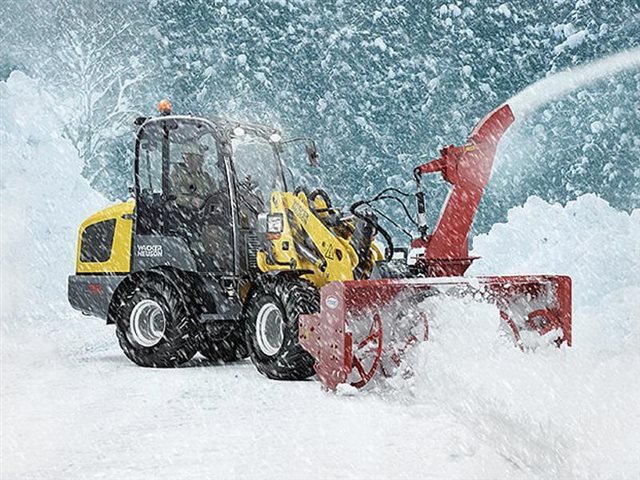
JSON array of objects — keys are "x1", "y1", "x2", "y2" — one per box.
[
  {"x1": 2, "y1": 72, "x2": 639, "y2": 479},
  {"x1": 2, "y1": 306, "x2": 523, "y2": 480}
]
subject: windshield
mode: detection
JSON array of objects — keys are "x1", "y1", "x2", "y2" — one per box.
[
  {"x1": 231, "y1": 133, "x2": 285, "y2": 209},
  {"x1": 278, "y1": 139, "x2": 324, "y2": 195}
]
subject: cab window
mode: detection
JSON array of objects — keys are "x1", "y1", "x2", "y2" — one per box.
[
  {"x1": 138, "y1": 125, "x2": 163, "y2": 196},
  {"x1": 168, "y1": 123, "x2": 225, "y2": 210}
]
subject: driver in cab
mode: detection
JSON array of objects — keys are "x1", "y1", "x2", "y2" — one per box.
[
  {"x1": 169, "y1": 139, "x2": 231, "y2": 271},
  {"x1": 170, "y1": 140, "x2": 217, "y2": 209}
]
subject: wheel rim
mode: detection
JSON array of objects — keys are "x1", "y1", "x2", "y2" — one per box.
[
  {"x1": 129, "y1": 299, "x2": 166, "y2": 348},
  {"x1": 255, "y1": 303, "x2": 284, "y2": 356}
]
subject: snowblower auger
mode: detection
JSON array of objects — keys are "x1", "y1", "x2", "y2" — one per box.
[{"x1": 299, "y1": 104, "x2": 572, "y2": 391}]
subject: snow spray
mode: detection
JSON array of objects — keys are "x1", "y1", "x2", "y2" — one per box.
[{"x1": 508, "y1": 46, "x2": 640, "y2": 119}]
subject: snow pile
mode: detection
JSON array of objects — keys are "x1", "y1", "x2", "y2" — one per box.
[
  {"x1": 0, "y1": 72, "x2": 105, "y2": 321},
  {"x1": 471, "y1": 194, "x2": 640, "y2": 306},
  {"x1": 376, "y1": 195, "x2": 640, "y2": 478}
]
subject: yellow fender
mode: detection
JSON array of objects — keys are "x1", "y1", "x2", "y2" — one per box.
[{"x1": 75, "y1": 200, "x2": 135, "y2": 274}]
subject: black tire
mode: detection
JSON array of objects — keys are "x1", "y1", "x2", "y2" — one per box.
[
  {"x1": 113, "y1": 275, "x2": 199, "y2": 367},
  {"x1": 245, "y1": 276, "x2": 319, "y2": 380},
  {"x1": 199, "y1": 322, "x2": 249, "y2": 363}
]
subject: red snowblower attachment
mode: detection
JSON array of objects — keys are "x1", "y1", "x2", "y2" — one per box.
[{"x1": 299, "y1": 104, "x2": 572, "y2": 391}]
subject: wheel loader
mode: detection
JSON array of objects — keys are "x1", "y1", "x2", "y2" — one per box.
[{"x1": 68, "y1": 100, "x2": 572, "y2": 389}]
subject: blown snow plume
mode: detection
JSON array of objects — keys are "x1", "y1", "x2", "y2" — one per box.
[
  {"x1": 0, "y1": 72, "x2": 105, "y2": 322},
  {"x1": 508, "y1": 46, "x2": 640, "y2": 119},
  {"x1": 362, "y1": 195, "x2": 640, "y2": 478}
]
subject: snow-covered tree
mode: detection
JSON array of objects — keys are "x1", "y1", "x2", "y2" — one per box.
[{"x1": 0, "y1": 0, "x2": 151, "y2": 196}]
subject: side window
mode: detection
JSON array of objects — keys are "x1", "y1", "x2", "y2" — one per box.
[
  {"x1": 80, "y1": 219, "x2": 116, "y2": 263},
  {"x1": 139, "y1": 127, "x2": 163, "y2": 195}
]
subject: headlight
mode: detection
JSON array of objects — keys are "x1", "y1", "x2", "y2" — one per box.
[
  {"x1": 267, "y1": 213, "x2": 284, "y2": 233},
  {"x1": 269, "y1": 133, "x2": 282, "y2": 143}
]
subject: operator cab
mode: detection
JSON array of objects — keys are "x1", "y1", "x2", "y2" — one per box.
[
  {"x1": 133, "y1": 102, "x2": 317, "y2": 278},
  {"x1": 135, "y1": 116, "x2": 234, "y2": 273}
]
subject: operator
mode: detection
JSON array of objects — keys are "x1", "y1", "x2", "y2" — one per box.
[
  {"x1": 170, "y1": 140, "x2": 217, "y2": 209},
  {"x1": 169, "y1": 140, "x2": 232, "y2": 272}
]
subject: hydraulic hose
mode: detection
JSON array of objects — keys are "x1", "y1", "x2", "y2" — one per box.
[{"x1": 349, "y1": 200, "x2": 395, "y2": 261}]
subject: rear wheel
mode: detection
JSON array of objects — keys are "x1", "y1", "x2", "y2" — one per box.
[
  {"x1": 199, "y1": 322, "x2": 249, "y2": 363},
  {"x1": 113, "y1": 275, "x2": 199, "y2": 367},
  {"x1": 245, "y1": 277, "x2": 319, "y2": 380}
]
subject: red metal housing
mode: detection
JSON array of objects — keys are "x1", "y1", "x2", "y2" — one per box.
[{"x1": 299, "y1": 275, "x2": 571, "y2": 391}]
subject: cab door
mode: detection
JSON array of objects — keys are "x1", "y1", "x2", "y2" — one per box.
[{"x1": 135, "y1": 119, "x2": 235, "y2": 275}]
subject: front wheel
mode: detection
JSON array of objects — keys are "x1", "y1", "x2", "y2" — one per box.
[
  {"x1": 245, "y1": 277, "x2": 319, "y2": 380},
  {"x1": 113, "y1": 275, "x2": 199, "y2": 367}
]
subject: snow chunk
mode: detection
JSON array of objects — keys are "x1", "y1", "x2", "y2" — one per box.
[
  {"x1": 335, "y1": 383, "x2": 359, "y2": 396},
  {"x1": 316, "y1": 98, "x2": 327, "y2": 113},
  {"x1": 373, "y1": 37, "x2": 387, "y2": 51},
  {"x1": 255, "y1": 71, "x2": 268, "y2": 84},
  {"x1": 236, "y1": 53, "x2": 247, "y2": 66},
  {"x1": 462, "y1": 65, "x2": 472, "y2": 76},
  {"x1": 449, "y1": 4, "x2": 461, "y2": 17},
  {"x1": 590, "y1": 120, "x2": 605, "y2": 133},
  {"x1": 554, "y1": 29, "x2": 588, "y2": 54},
  {"x1": 563, "y1": 23, "x2": 577, "y2": 38},
  {"x1": 497, "y1": 3, "x2": 511, "y2": 18},
  {"x1": 479, "y1": 82, "x2": 492, "y2": 94}
]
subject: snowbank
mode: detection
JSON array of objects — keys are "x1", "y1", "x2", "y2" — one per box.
[
  {"x1": 0, "y1": 72, "x2": 105, "y2": 321},
  {"x1": 471, "y1": 194, "x2": 640, "y2": 307},
  {"x1": 374, "y1": 195, "x2": 640, "y2": 478}
]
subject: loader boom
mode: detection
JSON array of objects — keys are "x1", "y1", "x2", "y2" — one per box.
[{"x1": 256, "y1": 190, "x2": 383, "y2": 287}]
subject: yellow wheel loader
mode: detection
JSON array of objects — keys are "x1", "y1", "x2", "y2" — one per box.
[
  {"x1": 69, "y1": 101, "x2": 571, "y2": 388},
  {"x1": 68, "y1": 101, "x2": 383, "y2": 377}
]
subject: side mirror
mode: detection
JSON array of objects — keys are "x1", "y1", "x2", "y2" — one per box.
[
  {"x1": 306, "y1": 141, "x2": 319, "y2": 167},
  {"x1": 128, "y1": 186, "x2": 135, "y2": 197}
]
